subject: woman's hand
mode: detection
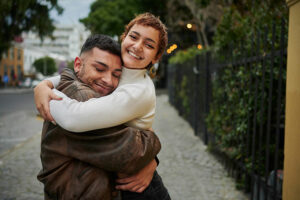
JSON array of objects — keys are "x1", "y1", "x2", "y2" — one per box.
[
  {"x1": 34, "y1": 80, "x2": 62, "y2": 122},
  {"x1": 115, "y1": 159, "x2": 157, "y2": 193}
]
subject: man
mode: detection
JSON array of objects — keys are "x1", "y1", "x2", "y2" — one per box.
[{"x1": 37, "y1": 34, "x2": 161, "y2": 200}]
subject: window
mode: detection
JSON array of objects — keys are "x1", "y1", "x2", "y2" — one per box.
[
  {"x1": 17, "y1": 49, "x2": 21, "y2": 60},
  {"x1": 2, "y1": 51, "x2": 7, "y2": 59},
  {"x1": 4, "y1": 65, "x2": 8, "y2": 74},
  {"x1": 9, "y1": 48, "x2": 14, "y2": 59}
]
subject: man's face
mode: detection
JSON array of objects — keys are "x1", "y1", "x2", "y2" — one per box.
[{"x1": 74, "y1": 48, "x2": 122, "y2": 96}]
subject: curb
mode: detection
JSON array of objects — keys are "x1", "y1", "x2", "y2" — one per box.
[{"x1": 0, "y1": 88, "x2": 33, "y2": 94}]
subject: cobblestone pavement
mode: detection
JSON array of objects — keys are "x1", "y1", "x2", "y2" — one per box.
[
  {"x1": 153, "y1": 94, "x2": 248, "y2": 200},
  {"x1": 0, "y1": 94, "x2": 248, "y2": 200}
]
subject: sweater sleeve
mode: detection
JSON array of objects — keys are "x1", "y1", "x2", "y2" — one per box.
[
  {"x1": 46, "y1": 75, "x2": 61, "y2": 88},
  {"x1": 49, "y1": 82, "x2": 155, "y2": 132}
]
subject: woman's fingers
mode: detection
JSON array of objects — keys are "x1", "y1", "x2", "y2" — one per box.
[
  {"x1": 136, "y1": 186, "x2": 147, "y2": 193},
  {"x1": 116, "y1": 181, "x2": 137, "y2": 191},
  {"x1": 116, "y1": 174, "x2": 149, "y2": 193},
  {"x1": 130, "y1": 183, "x2": 147, "y2": 193},
  {"x1": 44, "y1": 104, "x2": 54, "y2": 122},
  {"x1": 34, "y1": 80, "x2": 61, "y2": 122},
  {"x1": 50, "y1": 93, "x2": 63, "y2": 101},
  {"x1": 116, "y1": 175, "x2": 135, "y2": 184}
]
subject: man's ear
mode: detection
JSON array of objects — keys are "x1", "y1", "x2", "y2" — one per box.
[{"x1": 74, "y1": 57, "x2": 82, "y2": 73}]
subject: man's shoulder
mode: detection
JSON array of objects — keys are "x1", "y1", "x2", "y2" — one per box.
[
  {"x1": 66, "y1": 81, "x2": 101, "y2": 102},
  {"x1": 57, "y1": 69, "x2": 101, "y2": 102}
]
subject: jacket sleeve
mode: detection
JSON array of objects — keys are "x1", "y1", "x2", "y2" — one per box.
[{"x1": 43, "y1": 124, "x2": 161, "y2": 175}]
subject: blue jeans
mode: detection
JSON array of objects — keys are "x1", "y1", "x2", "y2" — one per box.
[{"x1": 121, "y1": 171, "x2": 171, "y2": 200}]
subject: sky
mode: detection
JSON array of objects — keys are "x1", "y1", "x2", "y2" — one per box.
[{"x1": 50, "y1": 0, "x2": 96, "y2": 25}]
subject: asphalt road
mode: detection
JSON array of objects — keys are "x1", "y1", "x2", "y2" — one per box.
[
  {"x1": 0, "y1": 90, "x2": 36, "y2": 114},
  {"x1": 0, "y1": 89, "x2": 43, "y2": 157}
]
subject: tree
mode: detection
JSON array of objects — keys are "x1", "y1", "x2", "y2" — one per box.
[
  {"x1": 0, "y1": 0, "x2": 63, "y2": 59},
  {"x1": 33, "y1": 57, "x2": 57, "y2": 76},
  {"x1": 178, "y1": 0, "x2": 226, "y2": 48},
  {"x1": 213, "y1": 0, "x2": 288, "y2": 54},
  {"x1": 80, "y1": 0, "x2": 167, "y2": 37}
]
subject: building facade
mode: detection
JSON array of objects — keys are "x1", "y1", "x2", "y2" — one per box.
[
  {"x1": 0, "y1": 44, "x2": 24, "y2": 86},
  {"x1": 22, "y1": 24, "x2": 90, "y2": 61},
  {"x1": 0, "y1": 24, "x2": 90, "y2": 85}
]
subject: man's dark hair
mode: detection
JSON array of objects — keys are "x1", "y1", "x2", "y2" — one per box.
[{"x1": 80, "y1": 34, "x2": 122, "y2": 61}]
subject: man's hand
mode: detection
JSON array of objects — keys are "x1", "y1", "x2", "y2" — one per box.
[
  {"x1": 116, "y1": 159, "x2": 157, "y2": 193},
  {"x1": 34, "y1": 80, "x2": 62, "y2": 122}
]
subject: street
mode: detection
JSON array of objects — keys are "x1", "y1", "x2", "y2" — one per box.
[
  {"x1": 0, "y1": 90, "x2": 248, "y2": 199},
  {"x1": 0, "y1": 89, "x2": 44, "y2": 199},
  {"x1": 0, "y1": 89, "x2": 43, "y2": 157}
]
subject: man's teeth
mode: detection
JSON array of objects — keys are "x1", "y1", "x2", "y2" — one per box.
[{"x1": 128, "y1": 51, "x2": 142, "y2": 59}]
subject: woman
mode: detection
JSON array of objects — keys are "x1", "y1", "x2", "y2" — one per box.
[{"x1": 35, "y1": 13, "x2": 170, "y2": 199}]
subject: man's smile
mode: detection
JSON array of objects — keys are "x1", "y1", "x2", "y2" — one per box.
[{"x1": 94, "y1": 82, "x2": 112, "y2": 94}]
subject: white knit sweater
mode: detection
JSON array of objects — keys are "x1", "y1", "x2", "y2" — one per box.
[{"x1": 48, "y1": 67, "x2": 156, "y2": 132}]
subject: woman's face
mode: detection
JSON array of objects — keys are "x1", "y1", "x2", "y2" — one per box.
[{"x1": 121, "y1": 24, "x2": 160, "y2": 69}]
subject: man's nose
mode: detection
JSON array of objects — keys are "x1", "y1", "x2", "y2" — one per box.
[{"x1": 102, "y1": 73, "x2": 113, "y2": 86}]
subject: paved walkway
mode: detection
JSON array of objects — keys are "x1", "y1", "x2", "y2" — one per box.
[
  {"x1": 0, "y1": 94, "x2": 248, "y2": 200},
  {"x1": 154, "y1": 94, "x2": 248, "y2": 200}
]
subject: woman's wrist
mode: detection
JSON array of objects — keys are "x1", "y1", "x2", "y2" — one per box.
[{"x1": 44, "y1": 80, "x2": 54, "y2": 89}]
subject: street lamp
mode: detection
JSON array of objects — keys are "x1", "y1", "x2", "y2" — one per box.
[{"x1": 187, "y1": 23, "x2": 192, "y2": 29}]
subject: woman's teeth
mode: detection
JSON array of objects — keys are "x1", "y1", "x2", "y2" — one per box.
[{"x1": 128, "y1": 51, "x2": 142, "y2": 60}]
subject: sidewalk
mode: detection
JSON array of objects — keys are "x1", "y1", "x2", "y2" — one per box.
[
  {"x1": 154, "y1": 94, "x2": 248, "y2": 200},
  {"x1": 0, "y1": 94, "x2": 248, "y2": 199}
]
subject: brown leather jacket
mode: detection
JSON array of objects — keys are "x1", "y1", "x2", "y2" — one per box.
[{"x1": 37, "y1": 68, "x2": 161, "y2": 200}]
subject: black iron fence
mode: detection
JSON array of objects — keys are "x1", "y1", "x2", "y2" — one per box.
[{"x1": 166, "y1": 19, "x2": 287, "y2": 200}]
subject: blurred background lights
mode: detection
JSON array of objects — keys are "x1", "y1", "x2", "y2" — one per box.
[
  {"x1": 187, "y1": 23, "x2": 192, "y2": 29},
  {"x1": 167, "y1": 44, "x2": 178, "y2": 54}
]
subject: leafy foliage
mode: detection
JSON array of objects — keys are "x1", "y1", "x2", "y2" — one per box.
[
  {"x1": 213, "y1": 0, "x2": 288, "y2": 56},
  {"x1": 33, "y1": 57, "x2": 57, "y2": 76},
  {"x1": 80, "y1": 0, "x2": 166, "y2": 37},
  {"x1": 167, "y1": 0, "x2": 288, "y2": 180},
  {"x1": 169, "y1": 46, "x2": 205, "y2": 64},
  {"x1": 205, "y1": 0, "x2": 288, "y2": 177},
  {"x1": 0, "y1": 0, "x2": 63, "y2": 59}
]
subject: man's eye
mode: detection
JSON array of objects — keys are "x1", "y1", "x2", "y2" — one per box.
[
  {"x1": 113, "y1": 74, "x2": 121, "y2": 78},
  {"x1": 113, "y1": 73, "x2": 121, "y2": 78},
  {"x1": 96, "y1": 68, "x2": 104, "y2": 72}
]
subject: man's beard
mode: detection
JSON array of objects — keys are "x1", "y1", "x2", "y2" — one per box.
[{"x1": 76, "y1": 64, "x2": 86, "y2": 83}]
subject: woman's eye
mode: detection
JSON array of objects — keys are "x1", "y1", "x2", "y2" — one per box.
[
  {"x1": 129, "y1": 35, "x2": 137, "y2": 40},
  {"x1": 146, "y1": 44, "x2": 154, "y2": 49}
]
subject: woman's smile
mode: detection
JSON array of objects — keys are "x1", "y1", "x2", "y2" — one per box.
[{"x1": 127, "y1": 50, "x2": 143, "y2": 60}]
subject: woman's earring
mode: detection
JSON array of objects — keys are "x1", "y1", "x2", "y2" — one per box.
[{"x1": 148, "y1": 64, "x2": 156, "y2": 78}]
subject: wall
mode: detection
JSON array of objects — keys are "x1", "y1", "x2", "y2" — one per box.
[{"x1": 283, "y1": 0, "x2": 300, "y2": 199}]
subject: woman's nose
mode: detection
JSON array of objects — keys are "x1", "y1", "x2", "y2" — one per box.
[{"x1": 133, "y1": 40, "x2": 143, "y2": 52}]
